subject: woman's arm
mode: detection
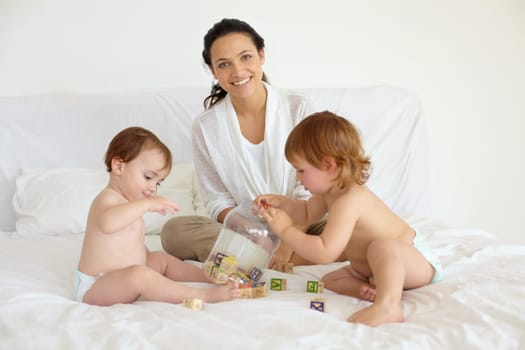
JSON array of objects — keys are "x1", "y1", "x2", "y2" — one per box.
[
  {"x1": 217, "y1": 207, "x2": 233, "y2": 224},
  {"x1": 192, "y1": 120, "x2": 236, "y2": 221}
]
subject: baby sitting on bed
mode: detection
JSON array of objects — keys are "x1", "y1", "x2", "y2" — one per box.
[
  {"x1": 255, "y1": 111, "x2": 442, "y2": 327},
  {"x1": 75, "y1": 126, "x2": 240, "y2": 306}
]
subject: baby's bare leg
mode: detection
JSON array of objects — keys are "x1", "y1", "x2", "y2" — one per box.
[
  {"x1": 348, "y1": 238, "x2": 434, "y2": 327},
  {"x1": 321, "y1": 265, "x2": 375, "y2": 301},
  {"x1": 147, "y1": 251, "x2": 209, "y2": 282},
  {"x1": 146, "y1": 251, "x2": 241, "y2": 302},
  {"x1": 83, "y1": 265, "x2": 240, "y2": 306}
]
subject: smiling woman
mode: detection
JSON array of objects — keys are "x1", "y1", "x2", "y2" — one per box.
[
  {"x1": 201, "y1": 21, "x2": 268, "y2": 111},
  {"x1": 160, "y1": 18, "x2": 323, "y2": 268}
]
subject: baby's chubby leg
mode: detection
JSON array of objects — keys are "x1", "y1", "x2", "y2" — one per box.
[
  {"x1": 147, "y1": 251, "x2": 241, "y2": 302},
  {"x1": 84, "y1": 264, "x2": 240, "y2": 306},
  {"x1": 147, "y1": 251, "x2": 209, "y2": 283},
  {"x1": 348, "y1": 238, "x2": 434, "y2": 327},
  {"x1": 321, "y1": 265, "x2": 376, "y2": 302}
]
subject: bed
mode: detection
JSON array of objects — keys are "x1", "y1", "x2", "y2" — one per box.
[{"x1": 1, "y1": 86, "x2": 524, "y2": 349}]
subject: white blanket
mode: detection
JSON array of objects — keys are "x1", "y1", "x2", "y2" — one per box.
[{"x1": 1, "y1": 218, "x2": 524, "y2": 349}]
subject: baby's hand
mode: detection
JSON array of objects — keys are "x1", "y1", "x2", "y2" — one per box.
[
  {"x1": 147, "y1": 196, "x2": 180, "y2": 215},
  {"x1": 261, "y1": 207, "x2": 294, "y2": 237},
  {"x1": 268, "y1": 250, "x2": 292, "y2": 270},
  {"x1": 254, "y1": 194, "x2": 284, "y2": 210}
]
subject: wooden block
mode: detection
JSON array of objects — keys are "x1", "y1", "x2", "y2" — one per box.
[
  {"x1": 246, "y1": 266, "x2": 263, "y2": 282},
  {"x1": 306, "y1": 280, "x2": 324, "y2": 293},
  {"x1": 209, "y1": 265, "x2": 229, "y2": 284},
  {"x1": 202, "y1": 260, "x2": 214, "y2": 278},
  {"x1": 253, "y1": 285, "x2": 268, "y2": 298},
  {"x1": 239, "y1": 282, "x2": 268, "y2": 299},
  {"x1": 239, "y1": 281, "x2": 266, "y2": 289},
  {"x1": 310, "y1": 297, "x2": 326, "y2": 312},
  {"x1": 213, "y1": 252, "x2": 227, "y2": 265},
  {"x1": 182, "y1": 298, "x2": 203, "y2": 311},
  {"x1": 230, "y1": 271, "x2": 251, "y2": 284},
  {"x1": 219, "y1": 255, "x2": 238, "y2": 274},
  {"x1": 239, "y1": 288, "x2": 253, "y2": 299},
  {"x1": 270, "y1": 278, "x2": 287, "y2": 291}
]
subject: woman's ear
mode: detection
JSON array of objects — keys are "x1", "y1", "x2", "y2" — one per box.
[{"x1": 111, "y1": 157, "x2": 125, "y2": 175}]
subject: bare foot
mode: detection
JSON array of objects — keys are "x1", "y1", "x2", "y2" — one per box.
[
  {"x1": 204, "y1": 281, "x2": 241, "y2": 303},
  {"x1": 359, "y1": 285, "x2": 376, "y2": 301},
  {"x1": 348, "y1": 303, "x2": 404, "y2": 327}
]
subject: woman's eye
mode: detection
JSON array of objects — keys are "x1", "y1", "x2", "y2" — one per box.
[{"x1": 241, "y1": 54, "x2": 252, "y2": 61}]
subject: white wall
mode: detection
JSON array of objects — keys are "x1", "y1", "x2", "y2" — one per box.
[{"x1": 1, "y1": 0, "x2": 524, "y2": 243}]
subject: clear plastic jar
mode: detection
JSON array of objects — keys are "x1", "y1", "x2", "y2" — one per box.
[{"x1": 203, "y1": 202, "x2": 280, "y2": 283}]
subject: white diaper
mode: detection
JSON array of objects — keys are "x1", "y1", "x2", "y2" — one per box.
[
  {"x1": 413, "y1": 231, "x2": 442, "y2": 283},
  {"x1": 73, "y1": 269, "x2": 100, "y2": 302}
]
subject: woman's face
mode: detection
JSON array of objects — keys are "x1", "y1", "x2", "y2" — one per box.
[{"x1": 209, "y1": 32, "x2": 265, "y2": 100}]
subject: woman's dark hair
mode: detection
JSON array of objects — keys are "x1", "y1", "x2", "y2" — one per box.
[{"x1": 202, "y1": 18, "x2": 269, "y2": 109}]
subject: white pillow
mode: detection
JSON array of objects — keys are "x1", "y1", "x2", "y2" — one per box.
[{"x1": 13, "y1": 163, "x2": 202, "y2": 236}]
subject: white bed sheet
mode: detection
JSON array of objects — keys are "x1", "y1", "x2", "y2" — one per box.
[{"x1": 1, "y1": 218, "x2": 524, "y2": 350}]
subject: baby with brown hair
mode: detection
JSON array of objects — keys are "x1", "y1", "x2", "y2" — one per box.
[
  {"x1": 75, "y1": 126, "x2": 240, "y2": 306},
  {"x1": 255, "y1": 111, "x2": 441, "y2": 326}
]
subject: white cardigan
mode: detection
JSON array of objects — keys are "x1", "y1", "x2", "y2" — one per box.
[{"x1": 192, "y1": 83, "x2": 317, "y2": 221}]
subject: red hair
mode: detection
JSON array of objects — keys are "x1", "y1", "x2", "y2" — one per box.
[{"x1": 285, "y1": 111, "x2": 371, "y2": 188}]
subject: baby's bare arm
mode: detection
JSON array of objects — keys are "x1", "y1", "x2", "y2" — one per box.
[
  {"x1": 255, "y1": 194, "x2": 315, "y2": 225},
  {"x1": 303, "y1": 195, "x2": 328, "y2": 225},
  {"x1": 263, "y1": 195, "x2": 357, "y2": 264},
  {"x1": 94, "y1": 191, "x2": 178, "y2": 234}
]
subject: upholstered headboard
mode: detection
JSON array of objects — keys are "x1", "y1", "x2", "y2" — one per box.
[{"x1": 0, "y1": 85, "x2": 429, "y2": 232}]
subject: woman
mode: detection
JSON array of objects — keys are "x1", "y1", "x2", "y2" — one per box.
[{"x1": 161, "y1": 18, "x2": 324, "y2": 267}]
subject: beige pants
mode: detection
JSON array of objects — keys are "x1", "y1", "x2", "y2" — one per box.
[{"x1": 160, "y1": 215, "x2": 327, "y2": 262}]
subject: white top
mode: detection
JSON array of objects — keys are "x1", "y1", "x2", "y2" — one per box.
[
  {"x1": 192, "y1": 83, "x2": 317, "y2": 220},
  {"x1": 242, "y1": 138, "x2": 265, "y2": 181}
]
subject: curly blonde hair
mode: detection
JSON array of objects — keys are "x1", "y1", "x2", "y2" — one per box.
[{"x1": 285, "y1": 111, "x2": 371, "y2": 188}]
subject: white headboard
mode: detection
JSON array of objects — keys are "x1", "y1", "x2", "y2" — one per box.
[{"x1": 0, "y1": 85, "x2": 429, "y2": 231}]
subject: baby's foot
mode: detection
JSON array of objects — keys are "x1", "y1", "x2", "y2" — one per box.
[
  {"x1": 359, "y1": 285, "x2": 376, "y2": 302},
  {"x1": 348, "y1": 303, "x2": 404, "y2": 327},
  {"x1": 205, "y1": 281, "x2": 241, "y2": 303}
]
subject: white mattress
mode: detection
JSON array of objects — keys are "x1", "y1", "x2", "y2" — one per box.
[{"x1": 1, "y1": 218, "x2": 524, "y2": 349}]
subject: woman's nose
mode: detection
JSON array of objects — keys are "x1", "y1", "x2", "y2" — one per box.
[{"x1": 231, "y1": 61, "x2": 242, "y2": 76}]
